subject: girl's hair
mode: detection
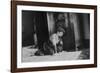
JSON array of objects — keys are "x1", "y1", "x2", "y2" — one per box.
[{"x1": 57, "y1": 27, "x2": 65, "y2": 33}]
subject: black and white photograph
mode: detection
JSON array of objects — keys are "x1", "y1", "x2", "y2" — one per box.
[
  {"x1": 11, "y1": 1, "x2": 97, "y2": 72},
  {"x1": 22, "y1": 11, "x2": 90, "y2": 62}
]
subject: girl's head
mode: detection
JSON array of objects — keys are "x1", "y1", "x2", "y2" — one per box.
[{"x1": 57, "y1": 27, "x2": 65, "y2": 37}]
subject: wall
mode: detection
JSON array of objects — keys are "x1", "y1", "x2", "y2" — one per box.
[{"x1": 0, "y1": 0, "x2": 99, "y2": 73}]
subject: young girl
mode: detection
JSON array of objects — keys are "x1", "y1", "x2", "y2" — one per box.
[{"x1": 35, "y1": 27, "x2": 65, "y2": 56}]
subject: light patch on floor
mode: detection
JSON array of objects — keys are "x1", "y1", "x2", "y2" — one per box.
[{"x1": 22, "y1": 46, "x2": 82, "y2": 62}]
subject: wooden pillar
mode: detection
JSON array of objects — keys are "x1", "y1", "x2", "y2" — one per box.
[
  {"x1": 69, "y1": 13, "x2": 80, "y2": 50},
  {"x1": 47, "y1": 12, "x2": 55, "y2": 35}
]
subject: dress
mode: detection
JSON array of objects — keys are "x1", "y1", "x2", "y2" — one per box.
[{"x1": 35, "y1": 34, "x2": 63, "y2": 56}]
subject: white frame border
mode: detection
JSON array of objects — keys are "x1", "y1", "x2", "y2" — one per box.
[{"x1": 17, "y1": 5, "x2": 94, "y2": 68}]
